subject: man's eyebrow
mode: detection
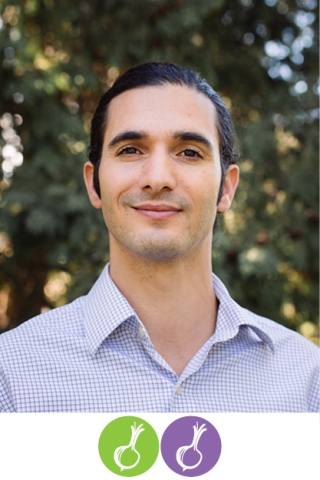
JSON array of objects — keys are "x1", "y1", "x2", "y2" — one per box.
[
  {"x1": 173, "y1": 131, "x2": 214, "y2": 151},
  {"x1": 107, "y1": 131, "x2": 148, "y2": 148},
  {"x1": 107, "y1": 130, "x2": 214, "y2": 151}
]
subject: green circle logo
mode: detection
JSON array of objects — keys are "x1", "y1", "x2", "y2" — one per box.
[{"x1": 98, "y1": 416, "x2": 159, "y2": 476}]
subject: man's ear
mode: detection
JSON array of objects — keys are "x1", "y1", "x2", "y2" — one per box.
[
  {"x1": 217, "y1": 164, "x2": 239, "y2": 212},
  {"x1": 83, "y1": 161, "x2": 102, "y2": 209}
]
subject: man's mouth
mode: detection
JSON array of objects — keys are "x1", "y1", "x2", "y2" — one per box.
[{"x1": 132, "y1": 203, "x2": 182, "y2": 220}]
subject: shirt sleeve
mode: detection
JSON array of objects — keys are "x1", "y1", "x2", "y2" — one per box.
[
  {"x1": 308, "y1": 361, "x2": 320, "y2": 412},
  {"x1": 0, "y1": 368, "x2": 15, "y2": 412}
]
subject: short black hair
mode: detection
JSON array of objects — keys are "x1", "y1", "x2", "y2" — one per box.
[{"x1": 89, "y1": 62, "x2": 237, "y2": 201}]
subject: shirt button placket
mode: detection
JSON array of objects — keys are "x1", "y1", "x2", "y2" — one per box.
[{"x1": 175, "y1": 384, "x2": 182, "y2": 395}]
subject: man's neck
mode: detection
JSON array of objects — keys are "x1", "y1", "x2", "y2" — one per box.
[{"x1": 109, "y1": 246, "x2": 218, "y2": 376}]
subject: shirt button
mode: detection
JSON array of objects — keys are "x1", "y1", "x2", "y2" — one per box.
[
  {"x1": 138, "y1": 326, "x2": 145, "y2": 337},
  {"x1": 175, "y1": 384, "x2": 182, "y2": 395}
]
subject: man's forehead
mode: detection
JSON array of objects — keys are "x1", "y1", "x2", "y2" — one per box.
[{"x1": 105, "y1": 84, "x2": 218, "y2": 139}]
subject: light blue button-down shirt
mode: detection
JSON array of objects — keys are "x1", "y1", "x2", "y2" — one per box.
[{"x1": 0, "y1": 264, "x2": 319, "y2": 412}]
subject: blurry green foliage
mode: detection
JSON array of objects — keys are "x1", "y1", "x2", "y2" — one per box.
[{"x1": 0, "y1": 0, "x2": 318, "y2": 343}]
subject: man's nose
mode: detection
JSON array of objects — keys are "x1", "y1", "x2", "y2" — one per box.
[{"x1": 138, "y1": 148, "x2": 177, "y2": 192}]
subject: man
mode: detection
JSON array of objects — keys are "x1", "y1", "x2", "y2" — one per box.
[{"x1": 0, "y1": 63, "x2": 318, "y2": 412}]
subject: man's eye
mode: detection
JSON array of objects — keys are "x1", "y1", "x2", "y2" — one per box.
[
  {"x1": 117, "y1": 146, "x2": 140, "y2": 155},
  {"x1": 180, "y1": 149, "x2": 202, "y2": 159}
]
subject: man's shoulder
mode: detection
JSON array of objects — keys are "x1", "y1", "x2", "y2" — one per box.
[
  {"x1": 0, "y1": 296, "x2": 86, "y2": 352},
  {"x1": 214, "y1": 272, "x2": 318, "y2": 357},
  {"x1": 244, "y1": 307, "x2": 319, "y2": 358}
]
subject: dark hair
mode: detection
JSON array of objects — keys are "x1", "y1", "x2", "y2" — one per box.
[{"x1": 89, "y1": 62, "x2": 237, "y2": 200}]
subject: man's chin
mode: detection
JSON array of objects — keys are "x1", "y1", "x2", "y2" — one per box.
[
  {"x1": 110, "y1": 229, "x2": 194, "y2": 264},
  {"x1": 131, "y1": 244, "x2": 183, "y2": 264},
  {"x1": 121, "y1": 235, "x2": 187, "y2": 264}
]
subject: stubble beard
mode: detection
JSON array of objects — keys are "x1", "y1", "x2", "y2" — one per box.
[{"x1": 104, "y1": 192, "x2": 216, "y2": 265}]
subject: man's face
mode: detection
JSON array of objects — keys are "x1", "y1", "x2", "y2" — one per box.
[{"x1": 84, "y1": 84, "x2": 238, "y2": 263}]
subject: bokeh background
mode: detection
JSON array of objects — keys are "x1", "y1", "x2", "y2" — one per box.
[{"x1": 0, "y1": 0, "x2": 318, "y2": 344}]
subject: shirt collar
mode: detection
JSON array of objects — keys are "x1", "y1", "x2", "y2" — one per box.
[
  {"x1": 83, "y1": 264, "x2": 137, "y2": 355},
  {"x1": 212, "y1": 273, "x2": 275, "y2": 353},
  {"x1": 83, "y1": 264, "x2": 275, "y2": 356}
]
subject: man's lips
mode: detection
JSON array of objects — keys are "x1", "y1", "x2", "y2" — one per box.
[
  {"x1": 132, "y1": 203, "x2": 182, "y2": 220},
  {"x1": 133, "y1": 203, "x2": 181, "y2": 212}
]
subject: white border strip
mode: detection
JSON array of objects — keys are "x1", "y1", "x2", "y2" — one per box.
[{"x1": 0, "y1": 413, "x2": 319, "y2": 479}]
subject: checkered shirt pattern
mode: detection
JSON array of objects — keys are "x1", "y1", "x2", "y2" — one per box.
[{"x1": 0, "y1": 264, "x2": 319, "y2": 412}]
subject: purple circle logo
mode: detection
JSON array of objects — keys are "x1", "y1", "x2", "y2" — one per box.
[{"x1": 161, "y1": 416, "x2": 221, "y2": 477}]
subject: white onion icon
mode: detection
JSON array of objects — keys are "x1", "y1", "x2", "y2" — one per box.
[
  {"x1": 114, "y1": 422, "x2": 145, "y2": 471},
  {"x1": 176, "y1": 422, "x2": 207, "y2": 472}
]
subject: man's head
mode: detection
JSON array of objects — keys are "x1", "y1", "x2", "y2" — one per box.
[
  {"x1": 84, "y1": 62, "x2": 239, "y2": 264},
  {"x1": 88, "y1": 62, "x2": 237, "y2": 201}
]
